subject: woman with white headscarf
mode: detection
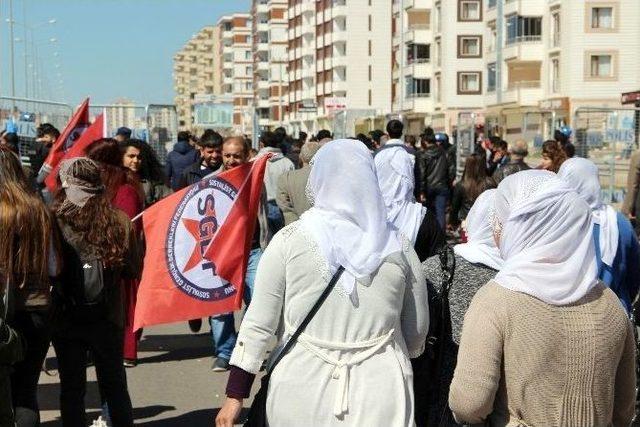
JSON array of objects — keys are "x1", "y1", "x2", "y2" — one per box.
[
  {"x1": 374, "y1": 145, "x2": 445, "y2": 261},
  {"x1": 449, "y1": 170, "x2": 635, "y2": 427},
  {"x1": 216, "y1": 139, "x2": 429, "y2": 427},
  {"x1": 419, "y1": 189, "x2": 502, "y2": 427},
  {"x1": 558, "y1": 157, "x2": 640, "y2": 314}
]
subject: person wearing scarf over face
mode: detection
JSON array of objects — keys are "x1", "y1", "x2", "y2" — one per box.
[
  {"x1": 52, "y1": 158, "x2": 139, "y2": 427},
  {"x1": 374, "y1": 144, "x2": 445, "y2": 262},
  {"x1": 449, "y1": 170, "x2": 636, "y2": 427},
  {"x1": 558, "y1": 157, "x2": 640, "y2": 314},
  {"x1": 417, "y1": 189, "x2": 502, "y2": 427},
  {"x1": 215, "y1": 139, "x2": 429, "y2": 427}
]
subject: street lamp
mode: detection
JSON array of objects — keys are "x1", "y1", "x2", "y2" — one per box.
[{"x1": 6, "y1": 16, "x2": 56, "y2": 98}]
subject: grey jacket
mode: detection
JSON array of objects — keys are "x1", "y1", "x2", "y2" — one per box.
[
  {"x1": 276, "y1": 165, "x2": 312, "y2": 225},
  {"x1": 257, "y1": 147, "x2": 295, "y2": 201}
]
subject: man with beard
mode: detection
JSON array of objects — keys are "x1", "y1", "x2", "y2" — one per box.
[{"x1": 177, "y1": 131, "x2": 223, "y2": 189}]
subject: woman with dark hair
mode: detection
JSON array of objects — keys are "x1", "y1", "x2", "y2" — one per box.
[
  {"x1": 52, "y1": 157, "x2": 138, "y2": 427},
  {"x1": 1, "y1": 131, "x2": 20, "y2": 154},
  {"x1": 539, "y1": 139, "x2": 567, "y2": 173},
  {"x1": 86, "y1": 138, "x2": 144, "y2": 367},
  {"x1": 449, "y1": 153, "x2": 496, "y2": 239},
  {"x1": 119, "y1": 139, "x2": 171, "y2": 206},
  {"x1": 0, "y1": 146, "x2": 59, "y2": 426}
]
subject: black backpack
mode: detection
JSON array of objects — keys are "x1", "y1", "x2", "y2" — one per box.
[{"x1": 55, "y1": 227, "x2": 112, "y2": 322}]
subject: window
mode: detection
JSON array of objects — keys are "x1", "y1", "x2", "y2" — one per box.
[
  {"x1": 488, "y1": 0, "x2": 496, "y2": 8},
  {"x1": 406, "y1": 43, "x2": 430, "y2": 64},
  {"x1": 589, "y1": 54, "x2": 613, "y2": 77},
  {"x1": 458, "y1": 36, "x2": 482, "y2": 58},
  {"x1": 406, "y1": 78, "x2": 430, "y2": 97},
  {"x1": 436, "y1": 39, "x2": 441, "y2": 67},
  {"x1": 435, "y1": 75, "x2": 442, "y2": 102},
  {"x1": 436, "y1": 3, "x2": 441, "y2": 32},
  {"x1": 246, "y1": 66, "x2": 252, "y2": 75},
  {"x1": 550, "y1": 57, "x2": 560, "y2": 93},
  {"x1": 458, "y1": 0, "x2": 482, "y2": 22},
  {"x1": 368, "y1": 40, "x2": 372, "y2": 56},
  {"x1": 591, "y1": 6, "x2": 613, "y2": 29},
  {"x1": 245, "y1": 51, "x2": 251, "y2": 60},
  {"x1": 488, "y1": 24, "x2": 497, "y2": 52},
  {"x1": 487, "y1": 63, "x2": 496, "y2": 92},
  {"x1": 368, "y1": 15, "x2": 372, "y2": 31},
  {"x1": 506, "y1": 15, "x2": 542, "y2": 45},
  {"x1": 368, "y1": 89, "x2": 372, "y2": 105},
  {"x1": 457, "y1": 72, "x2": 482, "y2": 94},
  {"x1": 551, "y1": 12, "x2": 561, "y2": 47},
  {"x1": 368, "y1": 65, "x2": 372, "y2": 81}
]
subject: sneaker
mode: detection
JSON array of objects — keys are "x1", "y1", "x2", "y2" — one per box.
[
  {"x1": 212, "y1": 358, "x2": 230, "y2": 372},
  {"x1": 123, "y1": 359, "x2": 137, "y2": 368},
  {"x1": 188, "y1": 319, "x2": 202, "y2": 333}
]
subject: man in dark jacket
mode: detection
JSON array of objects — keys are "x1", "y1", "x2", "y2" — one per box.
[
  {"x1": 416, "y1": 132, "x2": 451, "y2": 229},
  {"x1": 177, "y1": 131, "x2": 223, "y2": 189},
  {"x1": 165, "y1": 131, "x2": 198, "y2": 190},
  {"x1": 492, "y1": 139, "x2": 531, "y2": 184}
]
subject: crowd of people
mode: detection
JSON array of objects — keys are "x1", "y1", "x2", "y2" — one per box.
[{"x1": 0, "y1": 115, "x2": 638, "y2": 426}]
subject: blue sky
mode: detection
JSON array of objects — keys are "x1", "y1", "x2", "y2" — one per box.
[{"x1": 0, "y1": 0, "x2": 250, "y2": 106}]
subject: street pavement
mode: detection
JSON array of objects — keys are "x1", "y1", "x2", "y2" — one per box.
[{"x1": 38, "y1": 321, "x2": 259, "y2": 426}]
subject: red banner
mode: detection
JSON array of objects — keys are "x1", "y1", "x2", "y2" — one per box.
[
  {"x1": 133, "y1": 155, "x2": 269, "y2": 331},
  {"x1": 44, "y1": 114, "x2": 105, "y2": 191}
]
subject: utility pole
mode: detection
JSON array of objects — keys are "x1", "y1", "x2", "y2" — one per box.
[
  {"x1": 22, "y1": 0, "x2": 28, "y2": 97},
  {"x1": 9, "y1": 0, "x2": 16, "y2": 97}
]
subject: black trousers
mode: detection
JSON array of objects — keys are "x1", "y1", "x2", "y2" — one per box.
[
  {"x1": 52, "y1": 318, "x2": 133, "y2": 427},
  {"x1": 9, "y1": 310, "x2": 51, "y2": 427}
]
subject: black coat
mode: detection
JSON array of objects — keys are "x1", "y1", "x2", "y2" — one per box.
[{"x1": 416, "y1": 146, "x2": 450, "y2": 194}]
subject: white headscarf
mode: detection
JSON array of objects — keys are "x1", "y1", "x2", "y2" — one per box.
[
  {"x1": 493, "y1": 170, "x2": 598, "y2": 305},
  {"x1": 454, "y1": 189, "x2": 503, "y2": 271},
  {"x1": 557, "y1": 157, "x2": 619, "y2": 267},
  {"x1": 374, "y1": 146, "x2": 426, "y2": 243},
  {"x1": 300, "y1": 139, "x2": 402, "y2": 295}
]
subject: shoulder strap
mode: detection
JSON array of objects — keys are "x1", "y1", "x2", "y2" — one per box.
[
  {"x1": 267, "y1": 266, "x2": 345, "y2": 374},
  {"x1": 439, "y1": 245, "x2": 456, "y2": 297}
]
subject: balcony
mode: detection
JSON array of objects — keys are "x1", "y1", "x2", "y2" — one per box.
[
  {"x1": 503, "y1": 81, "x2": 542, "y2": 105},
  {"x1": 301, "y1": 1, "x2": 315, "y2": 15},
  {"x1": 404, "y1": 27, "x2": 432, "y2": 44},
  {"x1": 333, "y1": 30, "x2": 347, "y2": 44},
  {"x1": 504, "y1": 0, "x2": 545, "y2": 16},
  {"x1": 404, "y1": 60, "x2": 432, "y2": 78},
  {"x1": 333, "y1": 80, "x2": 347, "y2": 93},
  {"x1": 257, "y1": 79, "x2": 269, "y2": 90},
  {"x1": 503, "y1": 37, "x2": 543, "y2": 61},
  {"x1": 404, "y1": 0, "x2": 434, "y2": 9},
  {"x1": 255, "y1": 42, "x2": 269, "y2": 52},
  {"x1": 332, "y1": 4, "x2": 347, "y2": 18},
  {"x1": 332, "y1": 55, "x2": 347, "y2": 68},
  {"x1": 403, "y1": 94, "x2": 433, "y2": 113}
]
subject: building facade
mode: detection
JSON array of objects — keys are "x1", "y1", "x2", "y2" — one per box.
[
  {"x1": 218, "y1": 13, "x2": 254, "y2": 135},
  {"x1": 484, "y1": 0, "x2": 640, "y2": 143},
  {"x1": 173, "y1": 26, "x2": 220, "y2": 131},
  {"x1": 285, "y1": 0, "x2": 392, "y2": 136},
  {"x1": 252, "y1": 0, "x2": 288, "y2": 131}
]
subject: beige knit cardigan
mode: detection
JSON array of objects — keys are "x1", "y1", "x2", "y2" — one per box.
[{"x1": 449, "y1": 281, "x2": 636, "y2": 427}]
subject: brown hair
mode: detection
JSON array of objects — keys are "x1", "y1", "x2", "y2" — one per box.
[
  {"x1": 462, "y1": 153, "x2": 495, "y2": 203},
  {"x1": 0, "y1": 146, "x2": 53, "y2": 291},
  {"x1": 53, "y1": 158, "x2": 128, "y2": 267},
  {"x1": 542, "y1": 140, "x2": 567, "y2": 173},
  {"x1": 86, "y1": 138, "x2": 143, "y2": 202}
]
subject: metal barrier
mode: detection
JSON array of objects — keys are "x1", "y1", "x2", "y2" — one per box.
[
  {"x1": 147, "y1": 104, "x2": 179, "y2": 164},
  {"x1": 333, "y1": 109, "x2": 378, "y2": 139},
  {"x1": 573, "y1": 107, "x2": 640, "y2": 206},
  {"x1": 455, "y1": 112, "x2": 482, "y2": 180},
  {"x1": 0, "y1": 96, "x2": 74, "y2": 166}
]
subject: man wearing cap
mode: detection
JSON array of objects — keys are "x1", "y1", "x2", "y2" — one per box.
[
  {"x1": 555, "y1": 126, "x2": 575, "y2": 158},
  {"x1": 492, "y1": 139, "x2": 531, "y2": 184},
  {"x1": 114, "y1": 127, "x2": 132, "y2": 143}
]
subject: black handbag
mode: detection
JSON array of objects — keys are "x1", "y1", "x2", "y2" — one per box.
[{"x1": 244, "y1": 266, "x2": 345, "y2": 427}]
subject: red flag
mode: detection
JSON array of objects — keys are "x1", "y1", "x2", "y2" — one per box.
[
  {"x1": 38, "y1": 98, "x2": 90, "y2": 180},
  {"x1": 44, "y1": 114, "x2": 105, "y2": 192},
  {"x1": 133, "y1": 155, "x2": 269, "y2": 331}
]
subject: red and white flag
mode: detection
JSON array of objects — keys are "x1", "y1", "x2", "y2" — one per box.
[
  {"x1": 43, "y1": 113, "x2": 106, "y2": 192},
  {"x1": 133, "y1": 155, "x2": 269, "y2": 331},
  {"x1": 37, "y1": 98, "x2": 91, "y2": 184}
]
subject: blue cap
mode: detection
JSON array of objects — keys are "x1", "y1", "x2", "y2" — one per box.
[
  {"x1": 434, "y1": 132, "x2": 449, "y2": 142},
  {"x1": 558, "y1": 126, "x2": 572, "y2": 137}
]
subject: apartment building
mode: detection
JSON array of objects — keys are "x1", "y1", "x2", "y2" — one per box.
[
  {"x1": 484, "y1": 0, "x2": 640, "y2": 143},
  {"x1": 173, "y1": 26, "x2": 220, "y2": 131},
  {"x1": 218, "y1": 14, "x2": 254, "y2": 135},
  {"x1": 286, "y1": 0, "x2": 392, "y2": 135},
  {"x1": 392, "y1": 0, "x2": 486, "y2": 136},
  {"x1": 252, "y1": 0, "x2": 288, "y2": 131}
]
